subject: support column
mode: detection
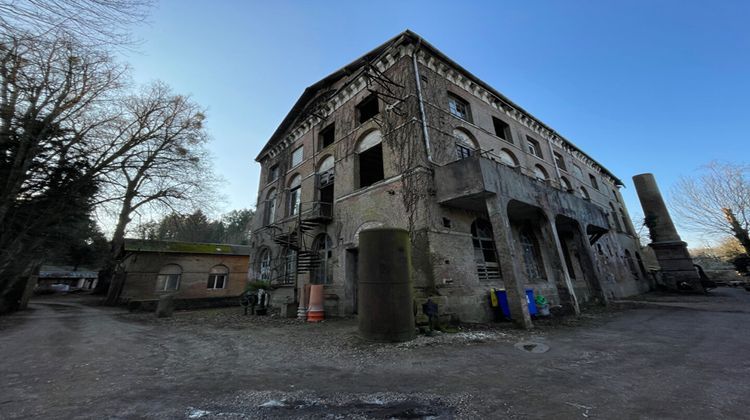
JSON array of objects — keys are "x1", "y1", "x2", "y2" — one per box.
[
  {"x1": 633, "y1": 173, "x2": 702, "y2": 291},
  {"x1": 575, "y1": 224, "x2": 609, "y2": 305},
  {"x1": 486, "y1": 198, "x2": 533, "y2": 329},
  {"x1": 546, "y1": 215, "x2": 581, "y2": 315}
]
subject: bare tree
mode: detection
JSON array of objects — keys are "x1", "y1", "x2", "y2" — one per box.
[
  {"x1": 0, "y1": 0, "x2": 153, "y2": 47},
  {"x1": 0, "y1": 31, "x2": 126, "y2": 311},
  {"x1": 98, "y1": 82, "x2": 219, "y2": 302},
  {"x1": 671, "y1": 161, "x2": 750, "y2": 255}
]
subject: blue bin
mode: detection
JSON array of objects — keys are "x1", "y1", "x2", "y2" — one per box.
[{"x1": 493, "y1": 289, "x2": 537, "y2": 318}]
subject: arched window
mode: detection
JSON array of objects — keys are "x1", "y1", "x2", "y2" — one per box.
[
  {"x1": 265, "y1": 188, "x2": 277, "y2": 225},
  {"x1": 471, "y1": 219, "x2": 501, "y2": 281},
  {"x1": 157, "y1": 264, "x2": 182, "y2": 291},
  {"x1": 312, "y1": 234, "x2": 334, "y2": 285},
  {"x1": 356, "y1": 130, "x2": 384, "y2": 188},
  {"x1": 258, "y1": 248, "x2": 272, "y2": 282},
  {"x1": 287, "y1": 175, "x2": 301, "y2": 216},
  {"x1": 624, "y1": 250, "x2": 638, "y2": 280},
  {"x1": 317, "y1": 155, "x2": 334, "y2": 174},
  {"x1": 560, "y1": 176, "x2": 572, "y2": 191},
  {"x1": 453, "y1": 129, "x2": 477, "y2": 160},
  {"x1": 497, "y1": 148, "x2": 518, "y2": 167},
  {"x1": 580, "y1": 186, "x2": 590, "y2": 201},
  {"x1": 533, "y1": 165, "x2": 548, "y2": 181},
  {"x1": 207, "y1": 265, "x2": 228, "y2": 289},
  {"x1": 519, "y1": 226, "x2": 545, "y2": 280}
]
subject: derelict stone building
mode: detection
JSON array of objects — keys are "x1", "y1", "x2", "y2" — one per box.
[{"x1": 249, "y1": 31, "x2": 649, "y2": 327}]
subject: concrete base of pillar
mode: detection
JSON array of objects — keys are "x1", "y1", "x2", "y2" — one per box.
[{"x1": 650, "y1": 241, "x2": 702, "y2": 292}]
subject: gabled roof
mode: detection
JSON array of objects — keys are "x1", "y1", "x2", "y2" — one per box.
[
  {"x1": 255, "y1": 29, "x2": 623, "y2": 185},
  {"x1": 122, "y1": 239, "x2": 251, "y2": 256}
]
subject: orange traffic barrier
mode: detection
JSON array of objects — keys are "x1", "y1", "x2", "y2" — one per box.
[{"x1": 307, "y1": 284, "x2": 324, "y2": 322}]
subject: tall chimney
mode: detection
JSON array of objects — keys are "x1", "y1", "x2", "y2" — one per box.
[{"x1": 633, "y1": 173, "x2": 702, "y2": 292}]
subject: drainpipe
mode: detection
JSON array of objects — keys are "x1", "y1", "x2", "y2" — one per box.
[
  {"x1": 412, "y1": 39, "x2": 435, "y2": 164},
  {"x1": 547, "y1": 136, "x2": 562, "y2": 185}
]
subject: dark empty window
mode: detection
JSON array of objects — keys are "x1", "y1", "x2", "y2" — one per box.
[
  {"x1": 589, "y1": 174, "x2": 599, "y2": 190},
  {"x1": 554, "y1": 152, "x2": 566, "y2": 171},
  {"x1": 268, "y1": 164, "x2": 279, "y2": 183},
  {"x1": 319, "y1": 123, "x2": 335, "y2": 150},
  {"x1": 492, "y1": 117, "x2": 512, "y2": 142},
  {"x1": 448, "y1": 93, "x2": 472, "y2": 122},
  {"x1": 471, "y1": 219, "x2": 501, "y2": 281},
  {"x1": 357, "y1": 94, "x2": 379, "y2": 123},
  {"x1": 358, "y1": 143, "x2": 384, "y2": 188}
]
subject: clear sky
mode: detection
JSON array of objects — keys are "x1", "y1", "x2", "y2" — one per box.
[{"x1": 123, "y1": 0, "x2": 749, "y2": 245}]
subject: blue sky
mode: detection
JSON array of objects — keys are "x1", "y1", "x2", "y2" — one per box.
[{"x1": 124, "y1": 0, "x2": 749, "y2": 245}]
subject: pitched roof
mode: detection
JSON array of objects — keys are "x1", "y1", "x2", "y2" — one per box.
[
  {"x1": 256, "y1": 29, "x2": 623, "y2": 185},
  {"x1": 122, "y1": 239, "x2": 251, "y2": 256}
]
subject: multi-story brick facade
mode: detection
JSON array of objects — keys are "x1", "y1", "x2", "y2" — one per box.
[{"x1": 249, "y1": 31, "x2": 650, "y2": 327}]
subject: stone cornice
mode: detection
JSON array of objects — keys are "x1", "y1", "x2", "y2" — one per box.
[{"x1": 264, "y1": 46, "x2": 407, "y2": 160}]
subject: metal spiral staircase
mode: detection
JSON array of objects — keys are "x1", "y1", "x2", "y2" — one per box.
[{"x1": 268, "y1": 201, "x2": 333, "y2": 283}]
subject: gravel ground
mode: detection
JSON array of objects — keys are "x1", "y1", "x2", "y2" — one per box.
[{"x1": 2, "y1": 288, "x2": 750, "y2": 419}]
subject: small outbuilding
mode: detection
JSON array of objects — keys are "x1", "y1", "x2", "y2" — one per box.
[{"x1": 117, "y1": 239, "x2": 250, "y2": 309}]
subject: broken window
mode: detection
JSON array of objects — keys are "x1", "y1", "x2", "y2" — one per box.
[
  {"x1": 268, "y1": 164, "x2": 279, "y2": 183},
  {"x1": 317, "y1": 156, "x2": 335, "y2": 217},
  {"x1": 453, "y1": 129, "x2": 476, "y2": 160},
  {"x1": 612, "y1": 189, "x2": 620, "y2": 203},
  {"x1": 258, "y1": 248, "x2": 272, "y2": 282},
  {"x1": 519, "y1": 226, "x2": 545, "y2": 281},
  {"x1": 448, "y1": 93, "x2": 472, "y2": 122},
  {"x1": 357, "y1": 94, "x2": 379, "y2": 123},
  {"x1": 283, "y1": 248, "x2": 297, "y2": 284},
  {"x1": 560, "y1": 176, "x2": 572, "y2": 192},
  {"x1": 554, "y1": 152, "x2": 566, "y2": 171},
  {"x1": 356, "y1": 130, "x2": 384, "y2": 188},
  {"x1": 497, "y1": 149, "x2": 518, "y2": 167},
  {"x1": 533, "y1": 165, "x2": 548, "y2": 181},
  {"x1": 589, "y1": 174, "x2": 599, "y2": 190},
  {"x1": 157, "y1": 264, "x2": 182, "y2": 291},
  {"x1": 287, "y1": 175, "x2": 301, "y2": 216},
  {"x1": 580, "y1": 187, "x2": 590, "y2": 201},
  {"x1": 526, "y1": 136, "x2": 543, "y2": 159},
  {"x1": 609, "y1": 203, "x2": 622, "y2": 232},
  {"x1": 291, "y1": 146, "x2": 303, "y2": 167},
  {"x1": 312, "y1": 234, "x2": 333, "y2": 285},
  {"x1": 207, "y1": 265, "x2": 228, "y2": 289},
  {"x1": 492, "y1": 117, "x2": 512, "y2": 142},
  {"x1": 471, "y1": 219, "x2": 501, "y2": 281},
  {"x1": 319, "y1": 123, "x2": 335, "y2": 150},
  {"x1": 265, "y1": 188, "x2": 277, "y2": 225}
]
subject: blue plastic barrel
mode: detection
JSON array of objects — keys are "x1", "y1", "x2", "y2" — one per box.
[{"x1": 493, "y1": 289, "x2": 538, "y2": 318}]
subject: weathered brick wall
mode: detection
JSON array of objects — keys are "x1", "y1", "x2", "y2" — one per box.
[{"x1": 120, "y1": 253, "x2": 248, "y2": 301}]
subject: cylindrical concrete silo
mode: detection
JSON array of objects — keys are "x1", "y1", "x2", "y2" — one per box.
[{"x1": 358, "y1": 228, "x2": 415, "y2": 342}]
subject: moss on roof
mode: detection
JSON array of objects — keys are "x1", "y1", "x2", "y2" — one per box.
[{"x1": 123, "y1": 239, "x2": 251, "y2": 256}]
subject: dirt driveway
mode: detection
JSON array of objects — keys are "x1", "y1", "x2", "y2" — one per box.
[{"x1": 1, "y1": 288, "x2": 750, "y2": 419}]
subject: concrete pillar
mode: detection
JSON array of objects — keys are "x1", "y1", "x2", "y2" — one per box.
[
  {"x1": 546, "y1": 215, "x2": 581, "y2": 315},
  {"x1": 486, "y1": 198, "x2": 533, "y2": 329},
  {"x1": 633, "y1": 173, "x2": 702, "y2": 291},
  {"x1": 575, "y1": 224, "x2": 609, "y2": 305}
]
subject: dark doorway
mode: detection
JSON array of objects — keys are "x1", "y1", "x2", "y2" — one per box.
[{"x1": 346, "y1": 248, "x2": 359, "y2": 314}]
